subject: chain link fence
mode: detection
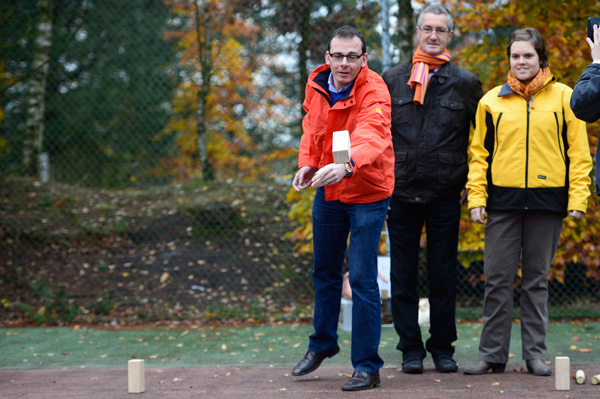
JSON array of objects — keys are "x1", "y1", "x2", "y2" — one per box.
[{"x1": 1, "y1": 0, "x2": 598, "y2": 325}]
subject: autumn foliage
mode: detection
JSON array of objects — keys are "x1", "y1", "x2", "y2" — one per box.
[{"x1": 159, "y1": 0, "x2": 297, "y2": 181}]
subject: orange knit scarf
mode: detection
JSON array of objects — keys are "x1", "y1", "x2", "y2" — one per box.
[
  {"x1": 407, "y1": 46, "x2": 451, "y2": 105},
  {"x1": 507, "y1": 67, "x2": 552, "y2": 108}
]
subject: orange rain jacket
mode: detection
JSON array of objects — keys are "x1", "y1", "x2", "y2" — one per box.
[{"x1": 298, "y1": 63, "x2": 395, "y2": 204}]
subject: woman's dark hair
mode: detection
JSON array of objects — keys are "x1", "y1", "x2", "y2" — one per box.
[
  {"x1": 328, "y1": 25, "x2": 366, "y2": 55},
  {"x1": 507, "y1": 27, "x2": 549, "y2": 68}
]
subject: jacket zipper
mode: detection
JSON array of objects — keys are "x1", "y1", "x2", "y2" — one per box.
[
  {"x1": 521, "y1": 80, "x2": 553, "y2": 210},
  {"x1": 525, "y1": 98, "x2": 530, "y2": 210}
]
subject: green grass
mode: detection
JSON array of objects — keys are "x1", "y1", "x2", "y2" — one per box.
[{"x1": 1, "y1": 321, "x2": 599, "y2": 370}]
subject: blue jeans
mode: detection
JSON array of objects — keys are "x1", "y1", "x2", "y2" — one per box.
[{"x1": 308, "y1": 187, "x2": 391, "y2": 374}]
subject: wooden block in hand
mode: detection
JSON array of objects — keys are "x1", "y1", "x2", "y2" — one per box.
[
  {"x1": 128, "y1": 359, "x2": 145, "y2": 393},
  {"x1": 332, "y1": 130, "x2": 351, "y2": 164},
  {"x1": 555, "y1": 356, "x2": 570, "y2": 391}
]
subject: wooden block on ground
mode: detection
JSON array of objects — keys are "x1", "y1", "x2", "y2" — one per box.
[
  {"x1": 128, "y1": 359, "x2": 145, "y2": 394},
  {"x1": 555, "y1": 356, "x2": 570, "y2": 391},
  {"x1": 332, "y1": 130, "x2": 351, "y2": 164}
]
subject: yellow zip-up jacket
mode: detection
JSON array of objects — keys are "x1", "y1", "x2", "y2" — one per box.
[{"x1": 467, "y1": 78, "x2": 592, "y2": 215}]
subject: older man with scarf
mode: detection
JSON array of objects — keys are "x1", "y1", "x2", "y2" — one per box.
[{"x1": 382, "y1": 3, "x2": 483, "y2": 374}]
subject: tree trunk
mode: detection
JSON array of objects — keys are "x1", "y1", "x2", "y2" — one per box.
[
  {"x1": 396, "y1": 0, "x2": 414, "y2": 63},
  {"x1": 297, "y1": 0, "x2": 313, "y2": 113},
  {"x1": 194, "y1": 0, "x2": 214, "y2": 181},
  {"x1": 22, "y1": 0, "x2": 55, "y2": 178},
  {"x1": 380, "y1": 0, "x2": 391, "y2": 71}
]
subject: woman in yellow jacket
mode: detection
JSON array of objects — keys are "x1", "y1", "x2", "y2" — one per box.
[{"x1": 464, "y1": 28, "x2": 592, "y2": 377}]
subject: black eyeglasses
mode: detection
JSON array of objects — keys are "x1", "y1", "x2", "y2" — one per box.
[
  {"x1": 329, "y1": 52, "x2": 364, "y2": 63},
  {"x1": 418, "y1": 26, "x2": 451, "y2": 36}
]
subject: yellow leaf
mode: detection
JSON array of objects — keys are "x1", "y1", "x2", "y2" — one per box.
[
  {"x1": 160, "y1": 272, "x2": 169, "y2": 283},
  {"x1": 492, "y1": 382, "x2": 500, "y2": 386},
  {"x1": 577, "y1": 348, "x2": 592, "y2": 353}
]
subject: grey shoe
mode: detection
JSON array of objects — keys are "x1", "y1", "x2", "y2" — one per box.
[
  {"x1": 463, "y1": 360, "x2": 506, "y2": 375},
  {"x1": 526, "y1": 359, "x2": 551, "y2": 376}
]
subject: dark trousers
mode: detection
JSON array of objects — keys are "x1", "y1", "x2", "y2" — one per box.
[{"x1": 387, "y1": 195, "x2": 460, "y2": 360}]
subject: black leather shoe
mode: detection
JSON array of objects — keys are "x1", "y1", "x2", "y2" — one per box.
[
  {"x1": 526, "y1": 359, "x2": 551, "y2": 376},
  {"x1": 341, "y1": 371, "x2": 380, "y2": 391},
  {"x1": 291, "y1": 346, "x2": 340, "y2": 376},
  {"x1": 434, "y1": 354, "x2": 458, "y2": 373},
  {"x1": 402, "y1": 358, "x2": 424, "y2": 374},
  {"x1": 463, "y1": 360, "x2": 506, "y2": 375}
]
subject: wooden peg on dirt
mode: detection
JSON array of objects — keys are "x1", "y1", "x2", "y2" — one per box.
[
  {"x1": 555, "y1": 356, "x2": 570, "y2": 391},
  {"x1": 128, "y1": 359, "x2": 145, "y2": 394}
]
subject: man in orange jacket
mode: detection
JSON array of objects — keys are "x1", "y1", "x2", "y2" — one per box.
[{"x1": 290, "y1": 25, "x2": 394, "y2": 391}]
